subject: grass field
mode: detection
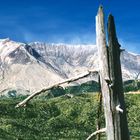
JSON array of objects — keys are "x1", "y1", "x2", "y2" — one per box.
[{"x1": 0, "y1": 93, "x2": 140, "y2": 140}]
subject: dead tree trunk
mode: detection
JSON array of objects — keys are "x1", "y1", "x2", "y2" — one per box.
[
  {"x1": 96, "y1": 6, "x2": 130, "y2": 140},
  {"x1": 96, "y1": 6, "x2": 115, "y2": 140},
  {"x1": 107, "y1": 14, "x2": 130, "y2": 140}
]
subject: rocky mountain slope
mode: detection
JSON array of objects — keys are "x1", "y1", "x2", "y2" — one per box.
[{"x1": 0, "y1": 38, "x2": 140, "y2": 95}]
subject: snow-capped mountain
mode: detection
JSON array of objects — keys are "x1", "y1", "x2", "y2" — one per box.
[
  {"x1": 0, "y1": 38, "x2": 63, "y2": 95},
  {"x1": 0, "y1": 38, "x2": 140, "y2": 95}
]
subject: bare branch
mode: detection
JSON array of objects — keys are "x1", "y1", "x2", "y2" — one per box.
[
  {"x1": 15, "y1": 70, "x2": 98, "y2": 108},
  {"x1": 86, "y1": 128, "x2": 106, "y2": 140},
  {"x1": 116, "y1": 104, "x2": 123, "y2": 113},
  {"x1": 136, "y1": 72, "x2": 140, "y2": 80},
  {"x1": 63, "y1": 94, "x2": 74, "y2": 98}
]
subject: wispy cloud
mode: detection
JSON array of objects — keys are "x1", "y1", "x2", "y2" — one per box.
[
  {"x1": 18, "y1": 25, "x2": 96, "y2": 45},
  {"x1": 119, "y1": 39, "x2": 140, "y2": 54}
]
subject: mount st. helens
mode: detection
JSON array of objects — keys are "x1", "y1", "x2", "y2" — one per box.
[{"x1": 0, "y1": 38, "x2": 140, "y2": 96}]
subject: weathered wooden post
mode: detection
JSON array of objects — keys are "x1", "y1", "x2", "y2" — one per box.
[
  {"x1": 96, "y1": 6, "x2": 115, "y2": 140},
  {"x1": 107, "y1": 14, "x2": 130, "y2": 140},
  {"x1": 95, "y1": 6, "x2": 130, "y2": 140}
]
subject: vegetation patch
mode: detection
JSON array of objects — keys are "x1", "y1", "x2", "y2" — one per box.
[{"x1": 0, "y1": 94, "x2": 140, "y2": 139}]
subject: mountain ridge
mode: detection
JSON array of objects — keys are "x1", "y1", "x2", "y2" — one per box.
[{"x1": 0, "y1": 38, "x2": 140, "y2": 96}]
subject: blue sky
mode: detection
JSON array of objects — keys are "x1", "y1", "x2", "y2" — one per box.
[{"x1": 0, "y1": 0, "x2": 140, "y2": 53}]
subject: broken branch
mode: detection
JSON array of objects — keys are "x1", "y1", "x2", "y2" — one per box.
[
  {"x1": 86, "y1": 128, "x2": 106, "y2": 140},
  {"x1": 15, "y1": 70, "x2": 98, "y2": 108}
]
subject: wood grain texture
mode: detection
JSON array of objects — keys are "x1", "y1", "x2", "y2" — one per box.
[
  {"x1": 96, "y1": 6, "x2": 114, "y2": 140},
  {"x1": 108, "y1": 14, "x2": 130, "y2": 140}
]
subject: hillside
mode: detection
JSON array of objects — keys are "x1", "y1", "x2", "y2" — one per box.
[{"x1": 0, "y1": 94, "x2": 140, "y2": 140}]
